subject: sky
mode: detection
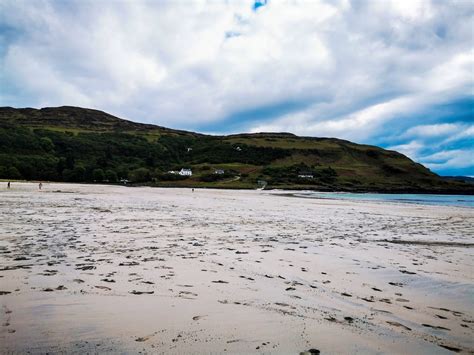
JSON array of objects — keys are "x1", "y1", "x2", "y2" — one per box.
[{"x1": 0, "y1": 0, "x2": 473, "y2": 176}]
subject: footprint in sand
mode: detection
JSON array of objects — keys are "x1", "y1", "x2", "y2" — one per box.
[
  {"x1": 212, "y1": 280, "x2": 229, "y2": 284},
  {"x1": 396, "y1": 298, "x2": 410, "y2": 303},
  {"x1": 386, "y1": 321, "x2": 411, "y2": 331},
  {"x1": 422, "y1": 323, "x2": 450, "y2": 331},
  {"x1": 101, "y1": 278, "x2": 116, "y2": 283},
  {"x1": 179, "y1": 291, "x2": 198, "y2": 298},
  {"x1": 438, "y1": 344, "x2": 462, "y2": 352},
  {"x1": 130, "y1": 290, "x2": 154, "y2": 295},
  {"x1": 135, "y1": 331, "x2": 158, "y2": 342},
  {"x1": 388, "y1": 282, "x2": 404, "y2": 287}
]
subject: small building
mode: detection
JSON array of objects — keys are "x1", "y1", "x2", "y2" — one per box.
[
  {"x1": 214, "y1": 169, "x2": 225, "y2": 175},
  {"x1": 298, "y1": 171, "x2": 314, "y2": 179},
  {"x1": 167, "y1": 170, "x2": 178, "y2": 175},
  {"x1": 179, "y1": 168, "x2": 192, "y2": 176},
  {"x1": 187, "y1": 147, "x2": 193, "y2": 152},
  {"x1": 235, "y1": 146, "x2": 242, "y2": 151}
]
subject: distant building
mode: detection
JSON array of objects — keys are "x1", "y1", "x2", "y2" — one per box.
[
  {"x1": 298, "y1": 171, "x2": 314, "y2": 179},
  {"x1": 179, "y1": 168, "x2": 192, "y2": 176},
  {"x1": 235, "y1": 146, "x2": 242, "y2": 151},
  {"x1": 214, "y1": 169, "x2": 225, "y2": 175},
  {"x1": 167, "y1": 170, "x2": 178, "y2": 175},
  {"x1": 187, "y1": 147, "x2": 193, "y2": 152},
  {"x1": 257, "y1": 180, "x2": 267, "y2": 190},
  {"x1": 120, "y1": 178, "x2": 129, "y2": 184}
]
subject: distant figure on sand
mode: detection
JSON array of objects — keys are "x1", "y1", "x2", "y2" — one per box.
[
  {"x1": 192, "y1": 188, "x2": 194, "y2": 192},
  {"x1": 39, "y1": 182, "x2": 42, "y2": 190},
  {"x1": 7, "y1": 181, "x2": 10, "y2": 189}
]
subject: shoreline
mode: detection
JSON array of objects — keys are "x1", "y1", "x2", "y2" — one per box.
[{"x1": 2, "y1": 179, "x2": 474, "y2": 196}]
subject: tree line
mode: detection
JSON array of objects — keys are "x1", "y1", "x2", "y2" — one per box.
[{"x1": 0, "y1": 125, "x2": 290, "y2": 183}]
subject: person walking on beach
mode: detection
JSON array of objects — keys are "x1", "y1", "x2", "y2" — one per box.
[
  {"x1": 39, "y1": 182, "x2": 42, "y2": 190},
  {"x1": 7, "y1": 181, "x2": 10, "y2": 189}
]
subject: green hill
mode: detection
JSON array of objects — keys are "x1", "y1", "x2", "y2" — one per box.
[{"x1": 0, "y1": 106, "x2": 472, "y2": 194}]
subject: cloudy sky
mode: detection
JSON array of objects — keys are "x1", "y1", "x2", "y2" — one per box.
[{"x1": 0, "y1": 0, "x2": 473, "y2": 175}]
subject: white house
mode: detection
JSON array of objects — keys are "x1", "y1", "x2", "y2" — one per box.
[
  {"x1": 298, "y1": 171, "x2": 314, "y2": 179},
  {"x1": 235, "y1": 146, "x2": 242, "y2": 151},
  {"x1": 214, "y1": 169, "x2": 225, "y2": 175},
  {"x1": 179, "y1": 168, "x2": 192, "y2": 176}
]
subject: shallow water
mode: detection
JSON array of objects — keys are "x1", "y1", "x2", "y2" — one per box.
[{"x1": 291, "y1": 192, "x2": 474, "y2": 208}]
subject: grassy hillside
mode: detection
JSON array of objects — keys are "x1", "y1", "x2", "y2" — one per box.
[{"x1": 0, "y1": 106, "x2": 472, "y2": 194}]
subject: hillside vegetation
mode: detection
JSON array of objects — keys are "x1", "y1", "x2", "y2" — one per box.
[{"x1": 0, "y1": 106, "x2": 472, "y2": 194}]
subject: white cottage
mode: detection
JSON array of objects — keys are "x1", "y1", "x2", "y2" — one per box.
[{"x1": 179, "y1": 168, "x2": 192, "y2": 176}]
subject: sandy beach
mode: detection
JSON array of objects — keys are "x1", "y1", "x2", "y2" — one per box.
[{"x1": 1, "y1": 183, "x2": 473, "y2": 354}]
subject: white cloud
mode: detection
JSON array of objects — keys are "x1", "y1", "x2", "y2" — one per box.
[
  {"x1": 443, "y1": 125, "x2": 474, "y2": 144},
  {"x1": 423, "y1": 149, "x2": 474, "y2": 170},
  {"x1": 1, "y1": 0, "x2": 472, "y2": 129},
  {"x1": 387, "y1": 122, "x2": 474, "y2": 173},
  {"x1": 387, "y1": 140, "x2": 425, "y2": 161},
  {"x1": 403, "y1": 123, "x2": 463, "y2": 139},
  {"x1": 387, "y1": 0, "x2": 433, "y2": 20}
]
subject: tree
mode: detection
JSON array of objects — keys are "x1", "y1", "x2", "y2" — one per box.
[
  {"x1": 57, "y1": 157, "x2": 67, "y2": 175},
  {"x1": 130, "y1": 168, "x2": 150, "y2": 183},
  {"x1": 40, "y1": 137, "x2": 54, "y2": 152},
  {"x1": 93, "y1": 168, "x2": 105, "y2": 182},
  {"x1": 6, "y1": 166, "x2": 22, "y2": 179},
  {"x1": 146, "y1": 154, "x2": 155, "y2": 167},
  {"x1": 18, "y1": 162, "x2": 34, "y2": 180},
  {"x1": 66, "y1": 154, "x2": 75, "y2": 169},
  {"x1": 63, "y1": 166, "x2": 86, "y2": 182},
  {"x1": 105, "y1": 169, "x2": 118, "y2": 183},
  {"x1": 116, "y1": 166, "x2": 129, "y2": 180}
]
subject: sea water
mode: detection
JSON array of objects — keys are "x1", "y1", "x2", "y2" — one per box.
[{"x1": 291, "y1": 192, "x2": 474, "y2": 208}]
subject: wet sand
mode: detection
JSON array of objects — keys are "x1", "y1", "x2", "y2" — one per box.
[{"x1": 1, "y1": 183, "x2": 473, "y2": 354}]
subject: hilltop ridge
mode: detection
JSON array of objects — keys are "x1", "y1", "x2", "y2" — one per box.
[{"x1": 0, "y1": 106, "x2": 199, "y2": 136}]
